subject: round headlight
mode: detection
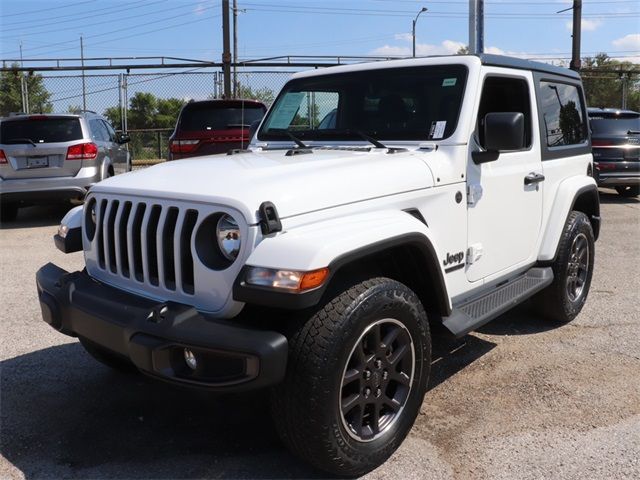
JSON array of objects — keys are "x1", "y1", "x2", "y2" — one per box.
[{"x1": 216, "y1": 214, "x2": 241, "y2": 261}]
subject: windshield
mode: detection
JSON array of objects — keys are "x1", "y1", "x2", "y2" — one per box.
[
  {"x1": 179, "y1": 104, "x2": 266, "y2": 131},
  {"x1": 589, "y1": 114, "x2": 640, "y2": 136},
  {"x1": 0, "y1": 117, "x2": 83, "y2": 144},
  {"x1": 258, "y1": 65, "x2": 468, "y2": 142}
]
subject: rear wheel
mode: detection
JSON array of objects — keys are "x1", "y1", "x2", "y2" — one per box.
[
  {"x1": 0, "y1": 202, "x2": 19, "y2": 223},
  {"x1": 270, "y1": 277, "x2": 430, "y2": 477},
  {"x1": 79, "y1": 337, "x2": 136, "y2": 373},
  {"x1": 615, "y1": 185, "x2": 639, "y2": 197},
  {"x1": 532, "y1": 211, "x2": 594, "y2": 323}
]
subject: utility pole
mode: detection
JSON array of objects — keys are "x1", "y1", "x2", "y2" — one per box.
[
  {"x1": 232, "y1": 0, "x2": 238, "y2": 98},
  {"x1": 19, "y1": 41, "x2": 28, "y2": 113},
  {"x1": 570, "y1": 0, "x2": 582, "y2": 71},
  {"x1": 469, "y1": 0, "x2": 484, "y2": 54},
  {"x1": 558, "y1": 1, "x2": 581, "y2": 71},
  {"x1": 221, "y1": 0, "x2": 232, "y2": 99},
  {"x1": 412, "y1": 7, "x2": 428, "y2": 58},
  {"x1": 621, "y1": 73, "x2": 628, "y2": 109},
  {"x1": 80, "y1": 35, "x2": 87, "y2": 110}
]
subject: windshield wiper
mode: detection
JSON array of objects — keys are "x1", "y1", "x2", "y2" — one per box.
[
  {"x1": 355, "y1": 130, "x2": 386, "y2": 148},
  {"x1": 271, "y1": 128, "x2": 309, "y2": 149},
  {"x1": 4, "y1": 137, "x2": 37, "y2": 146}
]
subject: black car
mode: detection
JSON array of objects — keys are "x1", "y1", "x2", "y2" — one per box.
[{"x1": 588, "y1": 107, "x2": 640, "y2": 197}]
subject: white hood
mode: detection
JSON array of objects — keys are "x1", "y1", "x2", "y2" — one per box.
[{"x1": 93, "y1": 148, "x2": 436, "y2": 223}]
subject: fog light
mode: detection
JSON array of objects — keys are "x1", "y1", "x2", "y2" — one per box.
[{"x1": 184, "y1": 349, "x2": 197, "y2": 370}]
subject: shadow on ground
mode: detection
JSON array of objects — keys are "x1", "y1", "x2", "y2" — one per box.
[
  {"x1": 598, "y1": 188, "x2": 640, "y2": 205},
  {"x1": 0, "y1": 203, "x2": 75, "y2": 230},
  {"x1": 1, "y1": 325, "x2": 505, "y2": 479}
]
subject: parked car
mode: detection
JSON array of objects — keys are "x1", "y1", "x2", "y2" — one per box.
[
  {"x1": 0, "y1": 111, "x2": 130, "y2": 222},
  {"x1": 168, "y1": 99, "x2": 266, "y2": 159},
  {"x1": 588, "y1": 107, "x2": 640, "y2": 197},
  {"x1": 38, "y1": 55, "x2": 599, "y2": 476}
]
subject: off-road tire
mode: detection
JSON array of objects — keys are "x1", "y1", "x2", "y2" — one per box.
[
  {"x1": 270, "y1": 277, "x2": 431, "y2": 477},
  {"x1": 533, "y1": 211, "x2": 595, "y2": 323},
  {"x1": 615, "y1": 185, "x2": 639, "y2": 197},
  {"x1": 79, "y1": 337, "x2": 136, "y2": 373},
  {"x1": 0, "y1": 202, "x2": 19, "y2": 223}
]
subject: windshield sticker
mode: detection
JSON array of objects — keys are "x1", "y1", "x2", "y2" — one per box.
[
  {"x1": 268, "y1": 92, "x2": 305, "y2": 129},
  {"x1": 442, "y1": 78, "x2": 457, "y2": 87},
  {"x1": 429, "y1": 120, "x2": 447, "y2": 139}
]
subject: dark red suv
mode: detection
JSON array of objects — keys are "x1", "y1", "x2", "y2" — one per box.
[{"x1": 169, "y1": 99, "x2": 267, "y2": 160}]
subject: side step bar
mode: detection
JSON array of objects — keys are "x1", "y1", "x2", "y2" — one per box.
[{"x1": 443, "y1": 267, "x2": 553, "y2": 338}]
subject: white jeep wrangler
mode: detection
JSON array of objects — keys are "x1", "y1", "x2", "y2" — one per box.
[{"x1": 37, "y1": 54, "x2": 600, "y2": 476}]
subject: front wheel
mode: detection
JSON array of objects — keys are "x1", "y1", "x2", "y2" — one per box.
[
  {"x1": 532, "y1": 211, "x2": 595, "y2": 323},
  {"x1": 270, "y1": 277, "x2": 431, "y2": 477},
  {"x1": 615, "y1": 185, "x2": 639, "y2": 197}
]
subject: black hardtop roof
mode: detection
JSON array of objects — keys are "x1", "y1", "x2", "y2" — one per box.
[{"x1": 475, "y1": 53, "x2": 582, "y2": 81}]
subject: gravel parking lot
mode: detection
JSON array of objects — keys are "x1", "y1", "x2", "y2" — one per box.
[{"x1": 1, "y1": 189, "x2": 639, "y2": 480}]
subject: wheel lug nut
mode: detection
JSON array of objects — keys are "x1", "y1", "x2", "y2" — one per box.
[
  {"x1": 364, "y1": 387, "x2": 371, "y2": 398},
  {"x1": 374, "y1": 359, "x2": 382, "y2": 369},
  {"x1": 375, "y1": 387, "x2": 382, "y2": 397},
  {"x1": 363, "y1": 369, "x2": 371, "y2": 380},
  {"x1": 382, "y1": 370, "x2": 389, "y2": 380}
]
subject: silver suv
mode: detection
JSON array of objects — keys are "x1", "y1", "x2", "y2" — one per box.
[{"x1": 0, "y1": 111, "x2": 130, "y2": 222}]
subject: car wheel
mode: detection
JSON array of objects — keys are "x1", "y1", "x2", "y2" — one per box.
[
  {"x1": 270, "y1": 277, "x2": 431, "y2": 477},
  {"x1": 0, "y1": 202, "x2": 19, "y2": 223},
  {"x1": 533, "y1": 211, "x2": 595, "y2": 323},
  {"x1": 615, "y1": 185, "x2": 640, "y2": 197},
  {"x1": 79, "y1": 337, "x2": 137, "y2": 373}
]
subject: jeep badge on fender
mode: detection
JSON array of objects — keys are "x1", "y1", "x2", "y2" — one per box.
[{"x1": 36, "y1": 54, "x2": 599, "y2": 477}]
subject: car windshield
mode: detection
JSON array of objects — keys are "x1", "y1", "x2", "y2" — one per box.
[
  {"x1": 258, "y1": 65, "x2": 468, "y2": 142},
  {"x1": 589, "y1": 113, "x2": 640, "y2": 136},
  {"x1": 0, "y1": 117, "x2": 83, "y2": 144},
  {"x1": 179, "y1": 104, "x2": 265, "y2": 131}
]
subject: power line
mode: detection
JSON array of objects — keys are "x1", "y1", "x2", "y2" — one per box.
[
  {"x1": 0, "y1": 0, "x2": 97, "y2": 18},
  {"x1": 2, "y1": 0, "x2": 156, "y2": 29}
]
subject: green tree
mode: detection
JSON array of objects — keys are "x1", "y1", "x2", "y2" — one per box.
[
  {"x1": 236, "y1": 84, "x2": 275, "y2": 106},
  {"x1": 128, "y1": 92, "x2": 158, "y2": 129},
  {"x1": 0, "y1": 64, "x2": 53, "y2": 116},
  {"x1": 156, "y1": 97, "x2": 184, "y2": 128},
  {"x1": 581, "y1": 54, "x2": 640, "y2": 111},
  {"x1": 103, "y1": 105, "x2": 122, "y2": 129}
]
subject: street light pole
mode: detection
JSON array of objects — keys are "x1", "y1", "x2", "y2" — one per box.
[{"x1": 412, "y1": 7, "x2": 428, "y2": 58}]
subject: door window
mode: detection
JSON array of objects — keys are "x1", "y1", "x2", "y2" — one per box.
[
  {"x1": 539, "y1": 81, "x2": 587, "y2": 147},
  {"x1": 89, "y1": 119, "x2": 109, "y2": 142},
  {"x1": 476, "y1": 76, "x2": 532, "y2": 150},
  {"x1": 101, "y1": 120, "x2": 117, "y2": 142}
]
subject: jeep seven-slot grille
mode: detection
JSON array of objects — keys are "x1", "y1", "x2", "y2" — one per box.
[{"x1": 94, "y1": 199, "x2": 199, "y2": 294}]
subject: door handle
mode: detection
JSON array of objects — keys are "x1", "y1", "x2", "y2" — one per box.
[{"x1": 524, "y1": 172, "x2": 545, "y2": 185}]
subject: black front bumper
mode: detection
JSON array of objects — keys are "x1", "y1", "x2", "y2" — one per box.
[{"x1": 36, "y1": 263, "x2": 288, "y2": 391}]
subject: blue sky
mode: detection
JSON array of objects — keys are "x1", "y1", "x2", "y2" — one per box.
[{"x1": 1, "y1": 0, "x2": 638, "y2": 65}]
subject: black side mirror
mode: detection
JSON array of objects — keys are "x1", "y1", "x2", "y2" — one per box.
[
  {"x1": 473, "y1": 112, "x2": 525, "y2": 165},
  {"x1": 484, "y1": 112, "x2": 525, "y2": 151},
  {"x1": 118, "y1": 133, "x2": 131, "y2": 144},
  {"x1": 249, "y1": 120, "x2": 261, "y2": 141}
]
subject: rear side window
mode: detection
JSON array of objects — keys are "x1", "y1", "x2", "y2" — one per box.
[
  {"x1": 589, "y1": 114, "x2": 640, "y2": 136},
  {"x1": 0, "y1": 117, "x2": 83, "y2": 143},
  {"x1": 539, "y1": 81, "x2": 587, "y2": 147},
  {"x1": 179, "y1": 104, "x2": 265, "y2": 131},
  {"x1": 90, "y1": 119, "x2": 109, "y2": 142}
]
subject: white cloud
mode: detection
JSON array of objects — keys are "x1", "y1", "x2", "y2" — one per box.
[
  {"x1": 565, "y1": 18, "x2": 603, "y2": 32},
  {"x1": 612, "y1": 33, "x2": 640, "y2": 50},
  {"x1": 371, "y1": 39, "x2": 465, "y2": 57}
]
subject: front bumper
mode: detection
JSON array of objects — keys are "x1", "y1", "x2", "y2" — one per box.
[{"x1": 36, "y1": 263, "x2": 288, "y2": 391}]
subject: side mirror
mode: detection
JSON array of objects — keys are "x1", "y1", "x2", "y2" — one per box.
[
  {"x1": 473, "y1": 112, "x2": 525, "y2": 165},
  {"x1": 484, "y1": 112, "x2": 525, "y2": 151},
  {"x1": 249, "y1": 120, "x2": 261, "y2": 141},
  {"x1": 117, "y1": 133, "x2": 131, "y2": 144}
]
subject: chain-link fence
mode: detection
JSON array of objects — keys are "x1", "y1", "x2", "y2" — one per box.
[{"x1": 31, "y1": 68, "x2": 300, "y2": 164}]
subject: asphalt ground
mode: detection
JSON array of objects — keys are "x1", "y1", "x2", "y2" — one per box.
[{"x1": 1, "y1": 189, "x2": 639, "y2": 480}]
